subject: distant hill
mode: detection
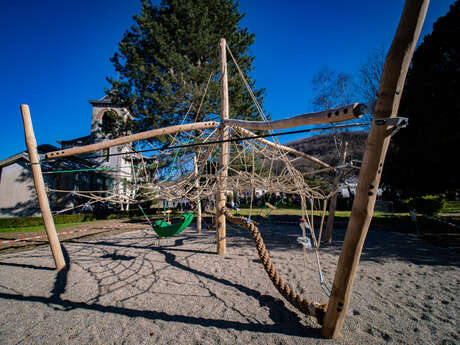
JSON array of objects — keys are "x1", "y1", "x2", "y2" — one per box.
[{"x1": 285, "y1": 130, "x2": 368, "y2": 172}]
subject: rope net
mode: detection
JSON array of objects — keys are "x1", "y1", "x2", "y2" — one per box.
[
  {"x1": 47, "y1": 123, "x2": 356, "y2": 214},
  {"x1": 41, "y1": 42, "x2": 369, "y2": 323}
]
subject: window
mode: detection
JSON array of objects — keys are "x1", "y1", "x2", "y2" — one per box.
[
  {"x1": 96, "y1": 177, "x2": 103, "y2": 190},
  {"x1": 101, "y1": 149, "x2": 110, "y2": 162},
  {"x1": 101, "y1": 110, "x2": 118, "y2": 136}
]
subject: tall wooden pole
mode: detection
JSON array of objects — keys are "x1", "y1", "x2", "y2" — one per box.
[
  {"x1": 216, "y1": 38, "x2": 229, "y2": 255},
  {"x1": 194, "y1": 155, "x2": 202, "y2": 233},
  {"x1": 323, "y1": 141, "x2": 348, "y2": 244},
  {"x1": 321, "y1": 0, "x2": 429, "y2": 339},
  {"x1": 21, "y1": 105, "x2": 66, "y2": 271}
]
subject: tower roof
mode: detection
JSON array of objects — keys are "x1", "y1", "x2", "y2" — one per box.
[{"x1": 88, "y1": 95, "x2": 113, "y2": 106}]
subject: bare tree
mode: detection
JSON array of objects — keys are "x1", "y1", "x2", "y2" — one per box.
[
  {"x1": 310, "y1": 68, "x2": 355, "y2": 244},
  {"x1": 306, "y1": 49, "x2": 386, "y2": 244},
  {"x1": 311, "y1": 67, "x2": 354, "y2": 111},
  {"x1": 312, "y1": 48, "x2": 385, "y2": 126},
  {"x1": 356, "y1": 47, "x2": 386, "y2": 104},
  {"x1": 311, "y1": 67, "x2": 355, "y2": 166}
]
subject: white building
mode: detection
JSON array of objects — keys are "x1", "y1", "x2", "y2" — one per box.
[{"x1": 0, "y1": 96, "x2": 136, "y2": 217}]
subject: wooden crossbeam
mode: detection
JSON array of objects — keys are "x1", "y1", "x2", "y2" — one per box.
[
  {"x1": 45, "y1": 121, "x2": 219, "y2": 159},
  {"x1": 223, "y1": 103, "x2": 363, "y2": 130}
]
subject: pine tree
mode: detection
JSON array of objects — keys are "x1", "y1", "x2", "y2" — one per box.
[{"x1": 106, "y1": 0, "x2": 265, "y2": 139}]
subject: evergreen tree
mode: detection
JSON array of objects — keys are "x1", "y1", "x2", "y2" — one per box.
[
  {"x1": 106, "y1": 0, "x2": 265, "y2": 139},
  {"x1": 384, "y1": 1, "x2": 459, "y2": 197}
]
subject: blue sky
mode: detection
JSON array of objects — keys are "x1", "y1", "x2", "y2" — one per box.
[{"x1": 0, "y1": 0, "x2": 455, "y2": 159}]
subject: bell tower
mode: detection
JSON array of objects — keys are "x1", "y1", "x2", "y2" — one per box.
[{"x1": 89, "y1": 95, "x2": 131, "y2": 138}]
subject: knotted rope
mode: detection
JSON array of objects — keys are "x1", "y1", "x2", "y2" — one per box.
[{"x1": 222, "y1": 207, "x2": 328, "y2": 324}]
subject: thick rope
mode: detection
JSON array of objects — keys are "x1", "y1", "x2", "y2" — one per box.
[{"x1": 222, "y1": 207, "x2": 328, "y2": 324}]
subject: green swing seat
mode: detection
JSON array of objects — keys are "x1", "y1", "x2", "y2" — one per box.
[{"x1": 152, "y1": 213, "x2": 194, "y2": 238}]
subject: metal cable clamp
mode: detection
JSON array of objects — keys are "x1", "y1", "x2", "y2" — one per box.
[{"x1": 374, "y1": 117, "x2": 408, "y2": 136}]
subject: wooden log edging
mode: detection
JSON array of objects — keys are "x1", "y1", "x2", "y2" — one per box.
[
  {"x1": 0, "y1": 229, "x2": 89, "y2": 244},
  {"x1": 222, "y1": 208, "x2": 328, "y2": 324}
]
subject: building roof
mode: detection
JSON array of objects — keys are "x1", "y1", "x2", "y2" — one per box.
[
  {"x1": 0, "y1": 152, "x2": 29, "y2": 168},
  {"x1": 0, "y1": 144, "x2": 95, "y2": 171},
  {"x1": 88, "y1": 95, "x2": 113, "y2": 107},
  {"x1": 57, "y1": 134, "x2": 92, "y2": 147}
]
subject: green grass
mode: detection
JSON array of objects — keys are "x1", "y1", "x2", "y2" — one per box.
[
  {"x1": 4, "y1": 203, "x2": 456, "y2": 236},
  {"x1": 232, "y1": 208, "x2": 409, "y2": 219},
  {"x1": 0, "y1": 221, "x2": 97, "y2": 234}
]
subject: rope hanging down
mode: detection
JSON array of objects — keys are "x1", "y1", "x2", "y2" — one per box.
[{"x1": 222, "y1": 207, "x2": 328, "y2": 324}]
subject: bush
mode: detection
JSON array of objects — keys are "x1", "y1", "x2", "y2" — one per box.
[
  {"x1": 392, "y1": 198, "x2": 410, "y2": 213},
  {"x1": 405, "y1": 195, "x2": 446, "y2": 216},
  {"x1": 0, "y1": 213, "x2": 101, "y2": 229},
  {"x1": 0, "y1": 216, "x2": 43, "y2": 228},
  {"x1": 0, "y1": 211, "x2": 140, "y2": 229}
]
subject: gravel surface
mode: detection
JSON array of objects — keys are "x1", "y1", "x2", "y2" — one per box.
[{"x1": 0, "y1": 222, "x2": 458, "y2": 344}]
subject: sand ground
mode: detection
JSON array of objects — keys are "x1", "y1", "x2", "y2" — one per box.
[{"x1": 0, "y1": 222, "x2": 458, "y2": 344}]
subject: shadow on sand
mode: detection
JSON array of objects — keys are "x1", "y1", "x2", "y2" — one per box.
[{"x1": 0, "y1": 239, "x2": 323, "y2": 339}]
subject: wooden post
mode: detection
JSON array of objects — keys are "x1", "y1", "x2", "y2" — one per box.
[
  {"x1": 321, "y1": 0, "x2": 429, "y2": 339},
  {"x1": 21, "y1": 105, "x2": 66, "y2": 271},
  {"x1": 216, "y1": 38, "x2": 229, "y2": 255},
  {"x1": 194, "y1": 155, "x2": 202, "y2": 233},
  {"x1": 323, "y1": 141, "x2": 348, "y2": 244}
]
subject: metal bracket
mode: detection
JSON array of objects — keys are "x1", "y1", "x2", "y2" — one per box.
[
  {"x1": 349, "y1": 159, "x2": 362, "y2": 169},
  {"x1": 356, "y1": 100, "x2": 376, "y2": 115},
  {"x1": 374, "y1": 117, "x2": 408, "y2": 136}
]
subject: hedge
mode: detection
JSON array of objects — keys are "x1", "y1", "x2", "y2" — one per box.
[
  {"x1": 0, "y1": 208, "x2": 177, "y2": 229},
  {"x1": 405, "y1": 195, "x2": 446, "y2": 216}
]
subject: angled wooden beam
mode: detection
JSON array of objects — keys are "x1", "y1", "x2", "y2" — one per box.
[
  {"x1": 233, "y1": 126, "x2": 331, "y2": 168},
  {"x1": 45, "y1": 121, "x2": 219, "y2": 159},
  {"x1": 223, "y1": 103, "x2": 364, "y2": 130},
  {"x1": 21, "y1": 104, "x2": 66, "y2": 271},
  {"x1": 321, "y1": 0, "x2": 430, "y2": 339}
]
